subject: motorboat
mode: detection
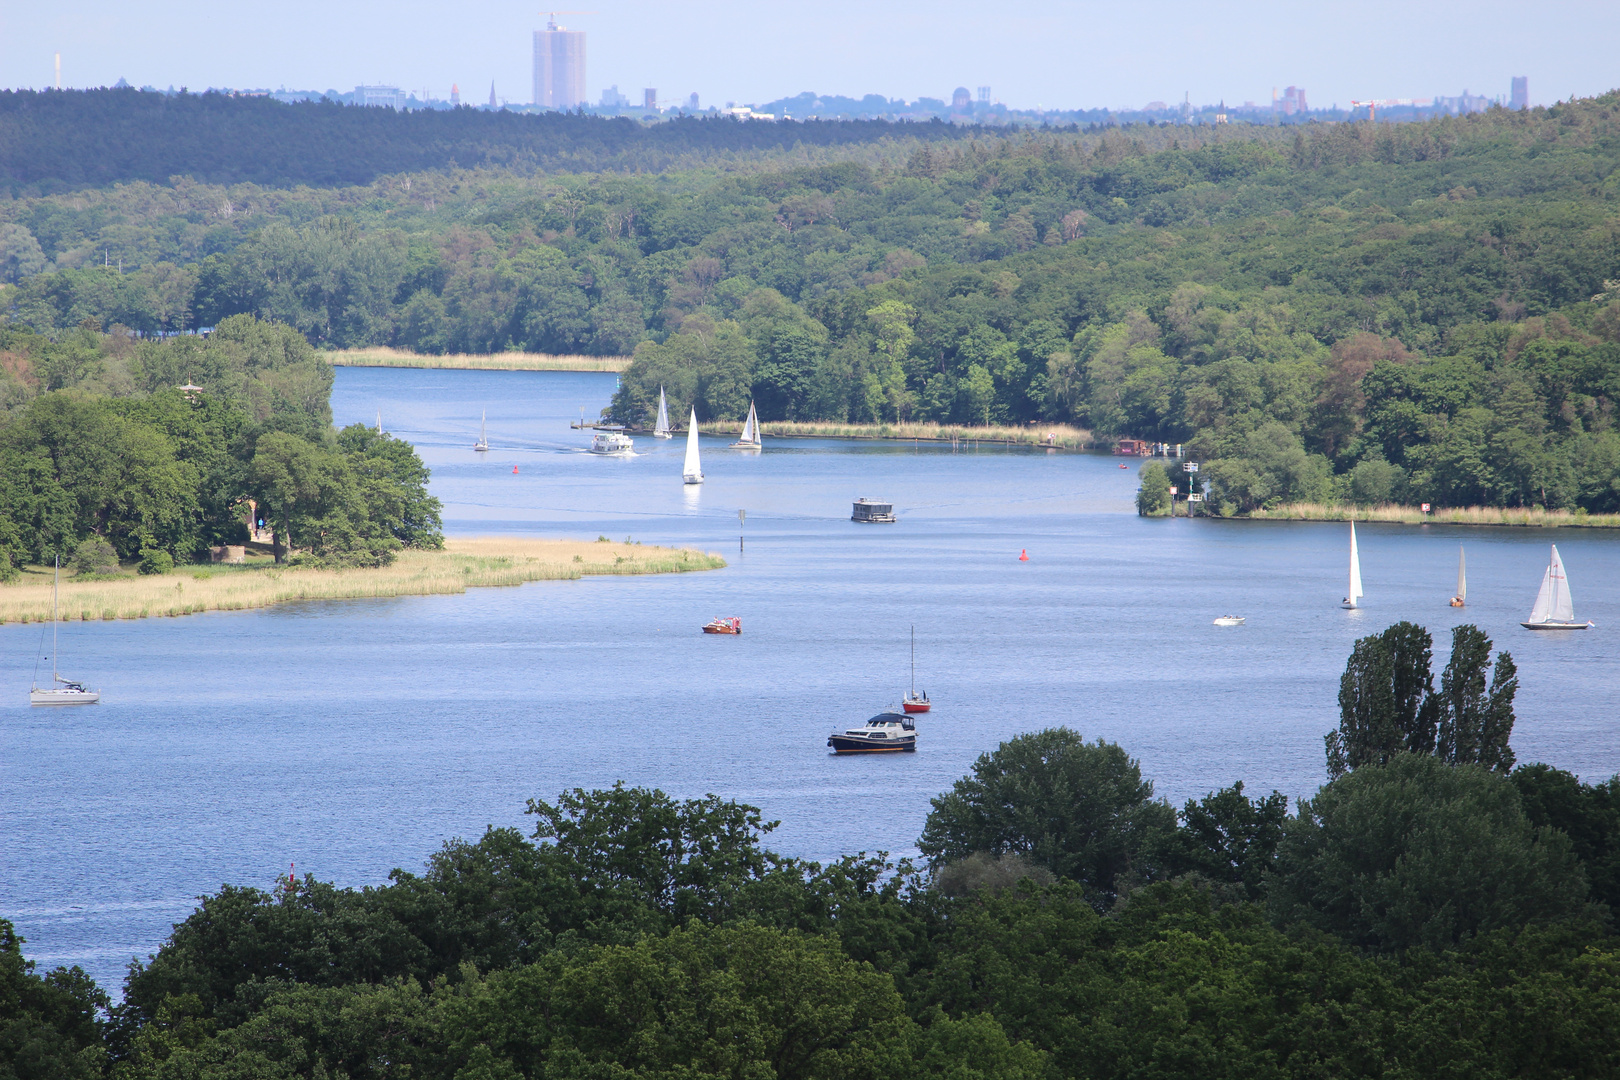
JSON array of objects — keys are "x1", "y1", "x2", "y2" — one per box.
[
  {"x1": 1212, "y1": 615, "x2": 1245, "y2": 626},
  {"x1": 590, "y1": 430, "x2": 635, "y2": 455},
  {"x1": 683, "y1": 409, "x2": 704, "y2": 484},
  {"x1": 1522, "y1": 544, "x2": 1593, "y2": 629},
  {"x1": 730, "y1": 400, "x2": 763, "y2": 450},
  {"x1": 902, "y1": 625, "x2": 931, "y2": 713},
  {"x1": 30, "y1": 556, "x2": 100, "y2": 706},
  {"x1": 828, "y1": 712, "x2": 916, "y2": 753},
  {"x1": 1342, "y1": 520, "x2": 1363, "y2": 609},
  {"x1": 702, "y1": 616, "x2": 741, "y2": 635}
]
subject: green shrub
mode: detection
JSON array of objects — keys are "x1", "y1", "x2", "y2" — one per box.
[
  {"x1": 138, "y1": 547, "x2": 174, "y2": 575},
  {"x1": 70, "y1": 537, "x2": 119, "y2": 576}
]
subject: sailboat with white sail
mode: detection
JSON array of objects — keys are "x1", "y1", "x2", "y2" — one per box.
[
  {"x1": 1522, "y1": 544, "x2": 1592, "y2": 629},
  {"x1": 1450, "y1": 547, "x2": 1466, "y2": 607},
  {"x1": 654, "y1": 387, "x2": 672, "y2": 439},
  {"x1": 682, "y1": 408, "x2": 704, "y2": 484},
  {"x1": 1341, "y1": 521, "x2": 1364, "y2": 609},
  {"x1": 30, "y1": 556, "x2": 100, "y2": 706},
  {"x1": 474, "y1": 409, "x2": 489, "y2": 452},
  {"x1": 729, "y1": 400, "x2": 763, "y2": 451}
]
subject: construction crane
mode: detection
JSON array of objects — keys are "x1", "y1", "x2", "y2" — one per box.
[{"x1": 539, "y1": 10, "x2": 595, "y2": 29}]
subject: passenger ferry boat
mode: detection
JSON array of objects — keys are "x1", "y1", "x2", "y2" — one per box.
[
  {"x1": 828, "y1": 712, "x2": 916, "y2": 753},
  {"x1": 590, "y1": 430, "x2": 635, "y2": 454}
]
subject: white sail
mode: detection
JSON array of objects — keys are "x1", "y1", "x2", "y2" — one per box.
[
  {"x1": 654, "y1": 387, "x2": 671, "y2": 438},
  {"x1": 1528, "y1": 563, "x2": 1555, "y2": 624},
  {"x1": 1345, "y1": 521, "x2": 1363, "y2": 607},
  {"x1": 1457, "y1": 547, "x2": 1466, "y2": 603},
  {"x1": 475, "y1": 409, "x2": 488, "y2": 451},
  {"x1": 683, "y1": 408, "x2": 703, "y2": 484},
  {"x1": 740, "y1": 402, "x2": 757, "y2": 444}
]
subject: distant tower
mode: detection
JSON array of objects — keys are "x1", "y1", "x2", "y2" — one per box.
[
  {"x1": 976, "y1": 86, "x2": 990, "y2": 104},
  {"x1": 688, "y1": 91, "x2": 699, "y2": 112},
  {"x1": 54, "y1": 52, "x2": 61, "y2": 90},
  {"x1": 1511, "y1": 76, "x2": 1528, "y2": 110},
  {"x1": 643, "y1": 88, "x2": 657, "y2": 110},
  {"x1": 533, "y1": 14, "x2": 586, "y2": 109},
  {"x1": 450, "y1": 83, "x2": 460, "y2": 107},
  {"x1": 489, "y1": 82, "x2": 497, "y2": 109},
  {"x1": 951, "y1": 86, "x2": 971, "y2": 110}
]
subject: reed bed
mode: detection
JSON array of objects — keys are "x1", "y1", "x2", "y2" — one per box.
[
  {"x1": 0, "y1": 538, "x2": 724, "y2": 624},
  {"x1": 692, "y1": 420, "x2": 1094, "y2": 449},
  {"x1": 325, "y1": 347, "x2": 631, "y2": 372},
  {"x1": 1247, "y1": 503, "x2": 1620, "y2": 528}
]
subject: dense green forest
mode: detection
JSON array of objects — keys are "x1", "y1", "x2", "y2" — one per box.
[
  {"x1": 4, "y1": 92, "x2": 1620, "y2": 509},
  {"x1": 0, "y1": 315, "x2": 441, "y2": 575},
  {"x1": 6, "y1": 621, "x2": 1619, "y2": 1079}
]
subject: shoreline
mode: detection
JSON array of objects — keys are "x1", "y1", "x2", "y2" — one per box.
[
  {"x1": 1237, "y1": 503, "x2": 1620, "y2": 528},
  {"x1": 0, "y1": 538, "x2": 724, "y2": 624},
  {"x1": 630, "y1": 420, "x2": 1096, "y2": 450},
  {"x1": 325, "y1": 348, "x2": 631, "y2": 373}
]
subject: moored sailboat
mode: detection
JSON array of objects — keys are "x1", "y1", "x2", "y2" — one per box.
[
  {"x1": 1342, "y1": 521, "x2": 1364, "y2": 609},
  {"x1": 903, "y1": 624, "x2": 930, "y2": 713},
  {"x1": 1450, "y1": 547, "x2": 1466, "y2": 607},
  {"x1": 474, "y1": 409, "x2": 489, "y2": 452},
  {"x1": 30, "y1": 556, "x2": 100, "y2": 706},
  {"x1": 682, "y1": 408, "x2": 704, "y2": 484},
  {"x1": 729, "y1": 400, "x2": 763, "y2": 450},
  {"x1": 1522, "y1": 544, "x2": 1593, "y2": 629},
  {"x1": 654, "y1": 387, "x2": 672, "y2": 439}
]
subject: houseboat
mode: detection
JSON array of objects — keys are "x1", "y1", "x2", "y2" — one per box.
[{"x1": 851, "y1": 499, "x2": 897, "y2": 523}]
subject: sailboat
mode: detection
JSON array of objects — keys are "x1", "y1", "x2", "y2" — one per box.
[
  {"x1": 1450, "y1": 547, "x2": 1466, "y2": 607},
  {"x1": 1341, "y1": 521, "x2": 1364, "y2": 609},
  {"x1": 729, "y1": 400, "x2": 763, "y2": 451},
  {"x1": 1522, "y1": 544, "x2": 1593, "y2": 629},
  {"x1": 902, "y1": 625, "x2": 930, "y2": 713},
  {"x1": 682, "y1": 408, "x2": 704, "y2": 484},
  {"x1": 474, "y1": 409, "x2": 489, "y2": 452},
  {"x1": 653, "y1": 387, "x2": 672, "y2": 439},
  {"x1": 30, "y1": 556, "x2": 100, "y2": 706}
]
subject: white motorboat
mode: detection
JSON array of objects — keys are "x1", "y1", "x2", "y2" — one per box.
[
  {"x1": 474, "y1": 409, "x2": 489, "y2": 452},
  {"x1": 30, "y1": 556, "x2": 100, "y2": 706},
  {"x1": 590, "y1": 430, "x2": 635, "y2": 455},
  {"x1": 1522, "y1": 544, "x2": 1593, "y2": 629},
  {"x1": 653, "y1": 386, "x2": 672, "y2": 439},
  {"x1": 730, "y1": 400, "x2": 763, "y2": 450},
  {"x1": 828, "y1": 712, "x2": 916, "y2": 753},
  {"x1": 682, "y1": 409, "x2": 704, "y2": 484},
  {"x1": 1342, "y1": 520, "x2": 1364, "y2": 609},
  {"x1": 1212, "y1": 615, "x2": 1245, "y2": 626}
]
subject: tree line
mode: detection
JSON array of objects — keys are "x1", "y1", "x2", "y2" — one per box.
[
  {"x1": 0, "y1": 315, "x2": 441, "y2": 576},
  {"x1": 5, "y1": 620, "x2": 1619, "y2": 1079},
  {"x1": 4, "y1": 93, "x2": 1620, "y2": 510}
]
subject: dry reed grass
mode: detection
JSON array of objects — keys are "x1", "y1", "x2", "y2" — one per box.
[
  {"x1": 693, "y1": 420, "x2": 1094, "y2": 449},
  {"x1": 0, "y1": 538, "x2": 724, "y2": 624},
  {"x1": 1247, "y1": 502, "x2": 1620, "y2": 528},
  {"x1": 325, "y1": 347, "x2": 632, "y2": 372}
]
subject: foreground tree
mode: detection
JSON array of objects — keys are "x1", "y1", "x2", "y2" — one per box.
[
  {"x1": 1436, "y1": 624, "x2": 1519, "y2": 772},
  {"x1": 1325, "y1": 621, "x2": 1440, "y2": 779}
]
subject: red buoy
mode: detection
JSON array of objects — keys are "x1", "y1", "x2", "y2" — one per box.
[
  {"x1": 1018, "y1": 549, "x2": 1029, "y2": 562},
  {"x1": 512, "y1": 465, "x2": 520, "y2": 474}
]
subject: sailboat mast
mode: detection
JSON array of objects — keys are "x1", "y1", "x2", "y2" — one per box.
[
  {"x1": 52, "y1": 555, "x2": 60, "y2": 681},
  {"x1": 910, "y1": 625, "x2": 915, "y2": 696}
]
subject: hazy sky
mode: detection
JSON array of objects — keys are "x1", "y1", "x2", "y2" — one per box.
[{"x1": 2, "y1": 0, "x2": 1615, "y2": 111}]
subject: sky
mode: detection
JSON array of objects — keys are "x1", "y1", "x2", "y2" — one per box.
[{"x1": 2, "y1": 0, "x2": 1616, "y2": 112}]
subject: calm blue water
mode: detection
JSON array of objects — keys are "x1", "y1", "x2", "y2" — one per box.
[{"x1": 4, "y1": 367, "x2": 1618, "y2": 994}]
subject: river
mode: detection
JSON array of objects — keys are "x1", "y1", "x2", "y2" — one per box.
[{"x1": 3, "y1": 367, "x2": 1617, "y2": 994}]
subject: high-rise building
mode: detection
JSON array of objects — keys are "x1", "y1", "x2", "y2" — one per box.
[
  {"x1": 643, "y1": 88, "x2": 657, "y2": 110},
  {"x1": 1511, "y1": 76, "x2": 1528, "y2": 110},
  {"x1": 450, "y1": 83, "x2": 460, "y2": 107},
  {"x1": 533, "y1": 16, "x2": 586, "y2": 109},
  {"x1": 356, "y1": 85, "x2": 407, "y2": 109}
]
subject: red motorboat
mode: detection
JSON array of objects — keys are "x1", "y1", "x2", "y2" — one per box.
[
  {"x1": 702, "y1": 616, "x2": 741, "y2": 635},
  {"x1": 901, "y1": 625, "x2": 931, "y2": 713}
]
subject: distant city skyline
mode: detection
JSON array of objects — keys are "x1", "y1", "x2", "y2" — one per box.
[{"x1": 4, "y1": 0, "x2": 1616, "y2": 113}]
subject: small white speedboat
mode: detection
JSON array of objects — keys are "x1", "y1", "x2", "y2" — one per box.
[
  {"x1": 590, "y1": 431, "x2": 634, "y2": 455},
  {"x1": 828, "y1": 712, "x2": 916, "y2": 753},
  {"x1": 1212, "y1": 615, "x2": 1245, "y2": 626}
]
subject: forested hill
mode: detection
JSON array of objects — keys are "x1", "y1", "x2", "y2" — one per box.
[{"x1": 0, "y1": 89, "x2": 972, "y2": 191}]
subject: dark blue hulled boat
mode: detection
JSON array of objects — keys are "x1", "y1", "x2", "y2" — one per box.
[{"x1": 828, "y1": 712, "x2": 916, "y2": 753}]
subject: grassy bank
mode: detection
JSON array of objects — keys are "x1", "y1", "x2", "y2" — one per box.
[
  {"x1": 0, "y1": 538, "x2": 724, "y2": 624},
  {"x1": 671, "y1": 420, "x2": 1094, "y2": 449},
  {"x1": 325, "y1": 347, "x2": 632, "y2": 372},
  {"x1": 1245, "y1": 503, "x2": 1620, "y2": 528}
]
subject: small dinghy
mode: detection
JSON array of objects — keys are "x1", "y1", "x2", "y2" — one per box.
[
  {"x1": 828, "y1": 712, "x2": 916, "y2": 754},
  {"x1": 729, "y1": 400, "x2": 763, "y2": 450},
  {"x1": 1450, "y1": 546, "x2": 1466, "y2": 607},
  {"x1": 1342, "y1": 521, "x2": 1364, "y2": 609},
  {"x1": 683, "y1": 409, "x2": 704, "y2": 484},
  {"x1": 474, "y1": 409, "x2": 489, "y2": 452},
  {"x1": 1522, "y1": 545, "x2": 1592, "y2": 629}
]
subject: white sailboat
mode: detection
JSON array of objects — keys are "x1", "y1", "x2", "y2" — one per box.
[
  {"x1": 682, "y1": 408, "x2": 704, "y2": 485},
  {"x1": 1341, "y1": 521, "x2": 1364, "y2": 609},
  {"x1": 30, "y1": 556, "x2": 100, "y2": 706},
  {"x1": 1450, "y1": 546, "x2": 1466, "y2": 607},
  {"x1": 654, "y1": 387, "x2": 672, "y2": 439},
  {"x1": 729, "y1": 400, "x2": 763, "y2": 451},
  {"x1": 1522, "y1": 544, "x2": 1592, "y2": 629},
  {"x1": 474, "y1": 409, "x2": 489, "y2": 452}
]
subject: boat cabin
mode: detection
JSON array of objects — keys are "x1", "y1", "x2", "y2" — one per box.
[{"x1": 852, "y1": 499, "x2": 897, "y2": 523}]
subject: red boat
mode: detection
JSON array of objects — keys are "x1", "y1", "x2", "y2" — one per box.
[
  {"x1": 702, "y1": 616, "x2": 741, "y2": 635},
  {"x1": 901, "y1": 625, "x2": 931, "y2": 712}
]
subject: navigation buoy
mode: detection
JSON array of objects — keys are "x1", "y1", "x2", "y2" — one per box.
[
  {"x1": 512, "y1": 465, "x2": 519, "y2": 474},
  {"x1": 1119, "y1": 463, "x2": 1128, "y2": 468},
  {"x1": 1018, "y1": 549, "x2": 1029, "y2": 562}
]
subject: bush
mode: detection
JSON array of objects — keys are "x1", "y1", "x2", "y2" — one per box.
[
  {"x1": 1136, "y1": 461, "x2": 1171, "y2": 515},
  {"x1": 138, "y1": 547, "x2": 173, "y2": 575},
  {"x1": 69, "y1": 536, "x2": 119, "y2": 576}
]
